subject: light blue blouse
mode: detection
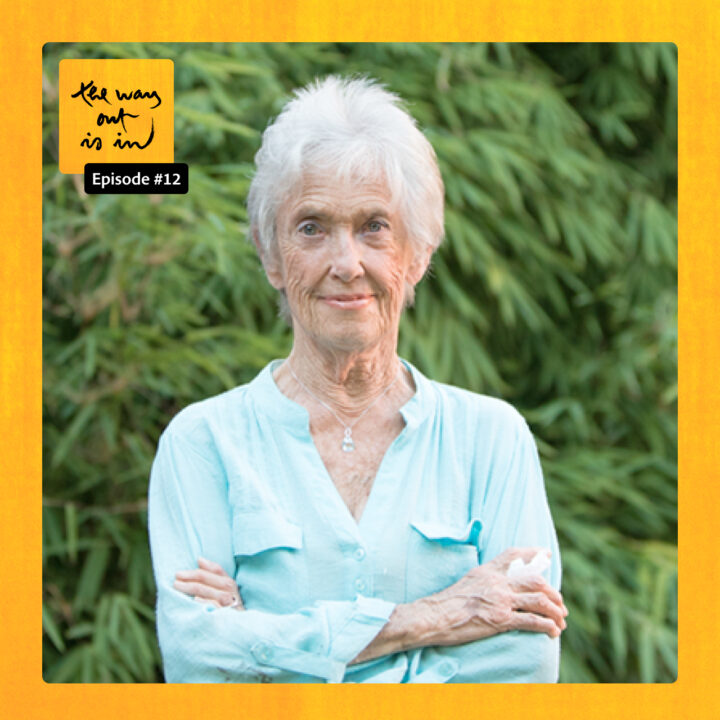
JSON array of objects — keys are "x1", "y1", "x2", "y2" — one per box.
[{"x1": 148, "y1": 359, "x2": 561, "y2": 683}]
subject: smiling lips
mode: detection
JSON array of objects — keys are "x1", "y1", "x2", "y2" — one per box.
[{"x1": 319, "y1": 293, "x2": 374, "y2": 309}]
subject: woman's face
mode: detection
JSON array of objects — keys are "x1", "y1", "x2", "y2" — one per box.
[{"x1": 264, "y1": 173, "x2": 428, "y2": 353}]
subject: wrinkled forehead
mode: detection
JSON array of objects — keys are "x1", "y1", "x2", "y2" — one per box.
[{"x1": 278, "y1": 167, "x2": 402, "y2": 226}]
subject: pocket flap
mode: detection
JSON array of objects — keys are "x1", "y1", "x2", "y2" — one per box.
[
  {"x1": 410, "y1": 517, "x2": 482, "y2": 547},
  {"x1": 232, "y1": 511, "x2": 303, "y2": 557}
]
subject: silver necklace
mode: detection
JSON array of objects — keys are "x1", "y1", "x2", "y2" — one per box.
[{"x1": 287, "y1": 361, "x2": 401, "y2": 452}]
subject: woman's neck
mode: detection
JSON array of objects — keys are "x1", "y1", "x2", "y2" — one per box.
[{"x1": 276, "y1": 333, "x2": 404, "y2": 417}]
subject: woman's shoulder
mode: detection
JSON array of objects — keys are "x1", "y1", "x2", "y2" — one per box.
[
  {"x1": 164, "y1": 384, "x2": 250, "y2": 439},
  {"x1": 425, "y1": 376, "x2": 528, "y2": 433},
  {"x1": 158, "y1": 361, "x2": 287, "y2": 458},
  {"x1": 406, "y1": 360, "x2": 526, "y2": 429}
]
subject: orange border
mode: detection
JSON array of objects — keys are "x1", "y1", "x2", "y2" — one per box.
[{"x1": 1, "y1": 1, "x2": 714, "y2": 717}]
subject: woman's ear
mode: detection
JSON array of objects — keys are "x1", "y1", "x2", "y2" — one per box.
[{"x1": 253, "y1": 229, "x2": 284, "y2": 290}]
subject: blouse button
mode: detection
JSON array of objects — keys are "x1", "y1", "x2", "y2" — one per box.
[
  {"x1": 353, "y1": 547, "x2": 366, "y2": 561},
  {"x1": 252, "y1": 642, "x2": 272, "y2": 663},
  {"x1": 439, "y1": 661, "x2": 456, "y2": 677},
  {"x1": 354, "y1": 578, "x2": 367, "y2": 593}
]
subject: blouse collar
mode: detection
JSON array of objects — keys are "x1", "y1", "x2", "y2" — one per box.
[{"x1": 245, "y1": 358, "x2": 436, "y2": 432}]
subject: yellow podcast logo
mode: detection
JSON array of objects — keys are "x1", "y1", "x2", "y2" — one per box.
[{"x1": 59, "y1": 59, "x2": 174, "y2": 174}]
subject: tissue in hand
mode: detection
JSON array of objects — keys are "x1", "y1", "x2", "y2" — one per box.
[{"x1": 506, "y1": 550, "x2": 551, "y2": 579}]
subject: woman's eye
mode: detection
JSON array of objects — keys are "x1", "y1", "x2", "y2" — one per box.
[
  {"x1": 366, "y1": 221, "x2": 385, "y2": 233},
  {"x1": 299, "y1": 223, "x2": 319, "y2": 236}
]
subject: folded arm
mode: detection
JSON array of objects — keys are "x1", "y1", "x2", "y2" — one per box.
[
  {"x1": 177, "y1": 545, "x2": 565, "y2": 682},
  {"x1": 353, "y1": 547, "x2": 565, "y2": 664}
]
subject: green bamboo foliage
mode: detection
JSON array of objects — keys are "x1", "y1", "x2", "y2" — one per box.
[{"x1": 42, "y1": 42, "x2": 677, "y2": 682}]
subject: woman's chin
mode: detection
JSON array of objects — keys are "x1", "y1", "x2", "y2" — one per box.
[
  {"x1": 320, "y1": 329, "x2": 379, "y2": 352},
  {"x1": 308, "y1": 320, "x2": 385, "y2": 353},
  {"x1": 289, "y1": 300, "x2": 396, "y2": 352}
]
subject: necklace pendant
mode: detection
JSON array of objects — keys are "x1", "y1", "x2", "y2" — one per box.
[{"x1": 342, "y1": 428, "x2": 355, "y2": 452}]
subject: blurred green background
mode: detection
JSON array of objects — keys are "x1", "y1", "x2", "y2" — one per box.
[{"x1": 42, "y1": 42, "x2": 677, "y2": 683}]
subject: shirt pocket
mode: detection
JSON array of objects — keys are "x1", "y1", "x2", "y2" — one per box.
[
  {"x1": 231, "y1": 510, "x2": 308, "y2": 612},
  {"x1": 405, "y1": 518, "x2": 482, "y2": 602}
]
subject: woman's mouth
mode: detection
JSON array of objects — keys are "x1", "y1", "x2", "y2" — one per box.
[{"x1": 320, "y1": 294, "x2": 374, "y2": 309}]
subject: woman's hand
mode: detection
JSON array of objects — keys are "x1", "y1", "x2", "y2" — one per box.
[
  {"x1": 173, "y1": 557, "x2": 244, "y2": 610},
  {"x1": 414, "y1": 547, "x2": 567, "y2": 646},
  {"x1": 353, "y1": 547, "x2": 567, "y2": 664}
]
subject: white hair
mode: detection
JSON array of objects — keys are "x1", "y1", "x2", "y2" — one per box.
[{"x1": 247, "y1": 75, "x2": 445, "y2": 264}]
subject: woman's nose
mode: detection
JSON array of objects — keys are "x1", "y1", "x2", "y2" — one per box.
[{"x1": 329, "y1": 228, "x2": 364, "y2": 282}]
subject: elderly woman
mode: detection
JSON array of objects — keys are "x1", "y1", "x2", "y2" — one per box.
[{"x1": 148, "y1": 76, "x2": 567, "y2": 684}]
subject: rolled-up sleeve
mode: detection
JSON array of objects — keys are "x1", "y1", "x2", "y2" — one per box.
[{"x1": 148, "y1": 428, "x2": 395, "y2": 683}]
